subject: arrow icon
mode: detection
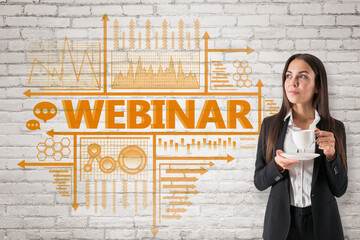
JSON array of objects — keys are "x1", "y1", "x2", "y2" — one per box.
[
  {"x1": 161, "y1": 162, "x2": 215, "y2": 167},
  {"x1": 166, "y1": 208, "x2": 187, "y2": 213},
  {"x1": 203, "y1": 32, "x2": 210, "y2": 93},
  {"x1": 162, "y1": 214, "x2": 182, "y2": 219},
  {"x1": 23, "y1": 89, "x2": 31, "y2": 98},
  {"x1": 72, "y1": 203, "x2": 79, "y2": 211},
  {"x1": 160, "y1": 177, "x2": 198, "y2": 182},
  {"x1": 256, "y1": 79, "x2": 264, "y2": 135},
  {"x1": 47, "y1": 129, "x2": 55, "y2": 137},
  {"x1": 18, "y1": 160, "x2": 74, "y2": 168},
  {"x1": 162, "y1": 184, "x2": 196, "y2": 189},
  {"x1": 169, "y1": 201, "x2": 192, "y2": 206},
  {"x1": 166, "y1": 167, "x2": 208, "y2": 175},
  {"x1": 101, "y1": 14, "x2": 109, "y2": 93},
  {"x1": 170, "y1": 190, "x2": 199, "y2": 195},
  {"x1": 208, "y1": 46, "x2": 254, "y2": 54},
  {"x1": 163, "y1": 196, "x2": 190, "y2": 200},
  {"x1": 157, "y1": 154, "x2": 235, "y2": 163}
]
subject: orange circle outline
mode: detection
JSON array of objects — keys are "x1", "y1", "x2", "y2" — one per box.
[
  {"x1": 99, "y1": 156, "x2": 116, "y2": 174},
  {"x1": 118, "y1": 145, "x2": 147, "y2": 175},
  {"x1": 88, "y1": 143, "x2": 101, "y2": 157}
]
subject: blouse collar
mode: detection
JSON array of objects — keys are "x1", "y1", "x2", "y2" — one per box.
[{"x1": 284, "y1": 108, "x2": 321, "y2": 130}]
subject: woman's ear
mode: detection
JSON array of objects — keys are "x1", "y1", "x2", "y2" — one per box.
[{"x1": 315, "y1": 88, "x2": 319, "y2": 94}]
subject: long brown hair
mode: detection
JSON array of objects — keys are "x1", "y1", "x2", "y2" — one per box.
[{"x1": 265, "y1": 53, "x2": 347, "y2": 172}]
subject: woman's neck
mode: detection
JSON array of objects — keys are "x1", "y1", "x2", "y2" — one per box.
[{"x1": 291, "y1": 104, "x2": 315, "y2": 130}]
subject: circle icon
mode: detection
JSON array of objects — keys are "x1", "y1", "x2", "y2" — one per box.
[
  {"x1": 118, "y1": 145, "x2": 147, "y2": 175},
  {"x1": 88, "y1": 143, "x2": 101, "y2": 157},
  {"x1": 99, "y1": 156, "x2": 116, "y2": 174},
  {"x1": 84, "y1": 164, "x2": 92, "y2": 172}
]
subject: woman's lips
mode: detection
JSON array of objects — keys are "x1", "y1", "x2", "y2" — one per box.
[{"x1": 289, "y1": 90, "x2": 299, "y2": 95}]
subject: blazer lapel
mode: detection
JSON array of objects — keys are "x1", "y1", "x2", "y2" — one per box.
[
  {"x1": 312, "y1": 120, "x2": 323, "y2": 188},
  {"x1": 275, "y1": 116, "x2": 290, "y2": 152}
]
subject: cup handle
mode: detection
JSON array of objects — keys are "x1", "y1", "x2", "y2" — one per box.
[{"x1": 312, "y1": 132, "x2": 318, "y2": 145}]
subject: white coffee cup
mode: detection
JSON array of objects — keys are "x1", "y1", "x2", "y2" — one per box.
[{"x1": 292, "y1": 130, "x2": 317, "y2": 150}]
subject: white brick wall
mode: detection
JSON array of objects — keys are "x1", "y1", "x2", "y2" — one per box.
[{"x1": 0, "y1": 0, "x2": 359, "y2": 239}]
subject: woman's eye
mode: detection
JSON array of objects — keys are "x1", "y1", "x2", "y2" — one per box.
[
  {"x1": 286, "y1": 74, "x2": 291, "y2": 78},
  {"x1": 300, "y1": 75, "x2": 307, "y2": 79}
]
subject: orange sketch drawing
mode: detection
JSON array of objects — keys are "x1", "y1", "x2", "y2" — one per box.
[
  {"x1": 19, "y1": 14, "x2": 282, "y2": 237},
  {"x1": 27, "y1": 37, "x2": 101, "y2": 90}
]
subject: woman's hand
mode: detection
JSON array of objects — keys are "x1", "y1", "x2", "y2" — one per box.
[
  {"x1": 315, "y1": 128, "x2": 336, "y2": 161},
  {"x1": 274, "y1": 150, "x2": 299, "y2": 172}
]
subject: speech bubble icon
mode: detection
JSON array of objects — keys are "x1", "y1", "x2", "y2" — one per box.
[
  {"x1": 33, "y1": 102, "x2": 57, "y2": 123},
  {"x1": 26, "y1": 119, "x2": 41, "y2": 130}
]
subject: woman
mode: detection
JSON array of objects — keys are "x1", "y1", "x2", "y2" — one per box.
[{"x1": 254, "y1": 53, "x2": 347, "y2": 240}]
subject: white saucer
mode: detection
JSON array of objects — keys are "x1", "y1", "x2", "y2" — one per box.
[{"x1": 280, "y1": 152, "x2": 320, "y2": 161}]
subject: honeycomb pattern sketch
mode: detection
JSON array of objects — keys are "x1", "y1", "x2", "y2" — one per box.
[
  {"x1": 36, "y1": 137, "x2": 71, "y2": 161},
  {"x1": 233, "y1": 60, "x2": 252, "y2": 88}
]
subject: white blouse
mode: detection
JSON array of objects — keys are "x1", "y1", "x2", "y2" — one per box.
[{"x1": 283, "y1": 109, "x2": 321, "y2": 207}]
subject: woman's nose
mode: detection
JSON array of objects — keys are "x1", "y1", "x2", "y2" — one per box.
[{"x1": 289, "y1": 76, "x2": 299, "y2": 86}]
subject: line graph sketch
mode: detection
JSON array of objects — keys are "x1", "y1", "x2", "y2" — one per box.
[{"x1": 27, "y1": 37, "x2": 101, "y2": 90}]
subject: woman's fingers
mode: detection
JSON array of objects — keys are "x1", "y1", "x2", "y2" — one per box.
[
  {"x1": 315, "y1": 128, "x2": 336, "y2": 158},
  {"x1": 278, "y1": 160, "x2": 298, "y2": 170},
  {"x1": 275, "y1": 149, "x2": 301, "y2": 170},
  {"x1": 317, "y1": 136, "x2": 334, "y2": 143},
  {"x1": 315, "y1": 128, "x2": 333, "y2": 137},
  {"x1": 275, "y1": 155, "x2": 299, "y2": 170}
]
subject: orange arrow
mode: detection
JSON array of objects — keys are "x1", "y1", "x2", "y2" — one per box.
[
  {"x1": 202, "y1": 32, "x2": 210, "y2": 93},
  {"x1": 208, "y1": 46, "x2": 254, "y2": 54},
  {"x1": 169, "y1": 201, "x2": 192, "y2": 206},
  {"x1": 152, "y1": 136, "x2": 158, "y2": 237},
  {"x1": 22, "y1": 89, "x2": 260, "y2": 97},
  {"x1": 151, "y1": 228, "x2": 159, "y2": 237},
  {"x1": 46, "y1": 130, "x2": 258, "y2": 136},
  {"x1": 162, "y1": 214, "x2": 181, "y2": 219},
  {"x1": 47, "y1": 129, "x2": 55, "y2": 137},
  {"x1": 18, "y1": 160, "x2": 74, "y2": 169},
  {"x1": 256, "y1": 79, "x2": 264, "y2": 136},
  {"x1": 256, "y1": 79, "x2": 264, "y2": 87},
  {"x1": 202, "y1": 31, "x2": 210, "y2": 40},
  {"x1": 72, "y1": 135, "x2": 78, "y2": 211},
  {"x1": 166, "y1": 208, "x2": 187, "y2": 213},
  {"x1": 170, "y1": 190, "x2": 199, "y2": 195},
  {"x1": 161, "y1": 162, "x2": 215, "y2": 167},
  {"x1": 23, "y1": 89, "x2": 31, "y2": 98},
  {"x1": 157, "y1": 154, "x2": 235, "y2": 163},
  {"x1": 163, "y1": 196, "x2": 190, "y2": 200},
  {"x1": 162, "y1": 184, "x2": 196, "y2": 189},
  {"x1": 72, "y1": 203, "x2": 79, "y2": 211},
  {"x1": 166, "y1": 167, "x2": 208, "y2": 175},
  {"x1": 160, "y1": 177, "x2": 198, "y2": 182},
  {"x1": 101, "y1": 14, "x2": 109, "y2": 93}
]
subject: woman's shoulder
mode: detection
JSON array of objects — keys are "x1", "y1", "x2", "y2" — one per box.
[
  {"x1": 319, "y1": 116, "x2": 346, "y2": 133},
  {"x1": 332, "y1": 118, "x2": 345, "y2": 130},
  {"x1": 262, "y1": 113, "x2": 281, "y2": 126}
]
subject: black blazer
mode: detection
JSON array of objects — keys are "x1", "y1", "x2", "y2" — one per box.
[{"x1": 254, "y1": 115, "x2": 347, "y2": 240}]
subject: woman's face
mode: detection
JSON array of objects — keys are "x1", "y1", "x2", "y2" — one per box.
[{"x1": 284, "y1": 59, "x2": 318, "y2": 107}]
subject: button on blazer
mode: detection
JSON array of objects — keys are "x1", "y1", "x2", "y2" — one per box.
[{"x1": 254, "y1": 115, "x2": 347, "y2": 240}]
